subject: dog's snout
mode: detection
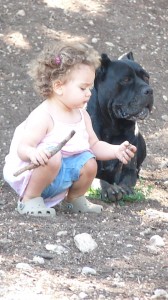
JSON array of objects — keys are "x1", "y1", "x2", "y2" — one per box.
[{"x1": 143, "y1": 86, "x2": 153, "y2": 96}]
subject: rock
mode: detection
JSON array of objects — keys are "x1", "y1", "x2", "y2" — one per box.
[
  {"x1": 151, "y1": 288, "x2": 168, "y2": 299},
  {"x1": 56, "y1": 230, "x2": 68, "y2": 236},
  {"x1": 33, "y1": 256, "x2": 45, "y2": 264},
  {"x1": 126, "y1": 244, "x2": 133, "y2": 248},
  {"x1": 82, "y1": 266, "x2": 97, "y2": 275},
  {"x1": 0, "y1": 270, "x2": 6, "y2": 278},
  {"x1": 16, "y1": 263, "x2": 32, "y2": 270},
  {"x1": 163, "y1": 95, "x2": 168, "y2": 101},
  {"x1": 91, "y1": 38, "x2": 98, "y2": 44},
  {"x1": 79, "y1": 291, "x2": 88, "y2": 299},
  {"x1": 46, "y1": 244, "x2": 69, "y2": 254},
  {"x1": 16, "y1": 10, "x2": 26, "y2": 17},
  {"x1": 141, "y1": 44, "x2": 147, "y2": 50},
  {"x1": 161, "y1": 115, "x2": 168, "y2": 121},
  {"x1": 74, "y1": 233, "x2": 97, "y2": 253},
  {"x1": 88, "y1": 20, "x2": 94, "y2": 26},
  {"x1": 150, "y1": 235, "x2": 165, "y2": 247},
  {"x1": 105, "y1": 42, "x2": 115, "y2": 47}
]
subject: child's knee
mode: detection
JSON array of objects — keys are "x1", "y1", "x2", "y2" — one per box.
[
  {"x1": 82, "y1": 158, "x2": 97, "y2": 177},
  {"x1": 48, "y1": 151, "x2": 62, "y2": 174}
]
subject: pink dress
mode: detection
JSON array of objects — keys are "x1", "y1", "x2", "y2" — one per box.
[{"x1": 3, "y1": 109, "x2": 92, "y2": 204}]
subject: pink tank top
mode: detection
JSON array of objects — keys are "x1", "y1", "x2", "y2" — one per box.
[
  {"x1": 40, "y1": 108, "x2": 91, "y2": 157},
  {"x1": 3, "y1": 108, "x2": 92, "y2": 198}
]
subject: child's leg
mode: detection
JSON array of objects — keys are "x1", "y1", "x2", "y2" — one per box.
[
  {"x1": 67, "y1": 158, "x2": 97, "y2": 201},
  {"x1": 65, "y1": 158, "x2": 103, "y2": 213},
  {"x1": 22, "y1": 152, "x2": 62, "y2": 202}
]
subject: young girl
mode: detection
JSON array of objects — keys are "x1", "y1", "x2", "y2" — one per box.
[{"x1": 3, "y1": 41, "x2": 137, "y2": 217}]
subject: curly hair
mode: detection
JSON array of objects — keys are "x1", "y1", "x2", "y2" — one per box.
[{"x1": 28, "y1": 41, "x2": 101, "y2": 99}]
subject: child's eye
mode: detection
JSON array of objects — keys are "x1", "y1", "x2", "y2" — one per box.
[{"x1": 80, "y1": 86, "x2": 94, "y2": 91}]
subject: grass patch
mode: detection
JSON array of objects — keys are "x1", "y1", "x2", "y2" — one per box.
[
  {"x1": 85, "y1": 187, "x2": 102, "y2": 200},
  {"x1": 86, "y1": 179, "x2": 153, "y2": 205}
]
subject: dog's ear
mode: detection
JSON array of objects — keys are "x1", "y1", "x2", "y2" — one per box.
[
  {"x1": 118, "y1": 52, "x2": 134, "y2": 61},
  {"x1": 95, "y1": 53, "x2": 111, "y2": 83},
  {"x1": 100, "y1": 53, "x2": 111, "y2": 67}
]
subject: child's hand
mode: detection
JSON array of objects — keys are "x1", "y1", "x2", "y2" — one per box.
[
  {"x1": 115, "y1": 141, "x2": 137, "y2": 164},
  {"x1": 28, "y1": 147, "x2": 51, "y2": 166}
]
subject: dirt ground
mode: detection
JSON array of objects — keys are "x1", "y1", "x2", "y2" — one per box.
[{"x1": 0, "y1": 0, "x2": 168, "y2": 299}]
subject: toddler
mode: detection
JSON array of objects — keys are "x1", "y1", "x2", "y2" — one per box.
[{"x1": 3, "y1": 41, "x2": 137, "y2": 217}]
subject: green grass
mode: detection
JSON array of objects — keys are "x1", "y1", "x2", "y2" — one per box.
[
  {"x1": 85, "y1": 187, "x2": 102, "y2": 200},
  {"x1": 86, "y1": 179, "x2": 153, "y2": 205}
]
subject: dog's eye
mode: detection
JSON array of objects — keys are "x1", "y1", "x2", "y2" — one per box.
[{"x1": 122, "y1": 77, "x2": 131, "y2": 84}]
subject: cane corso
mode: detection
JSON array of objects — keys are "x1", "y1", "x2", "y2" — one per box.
[{"x1": 87, "y1": 52, "x2": 154, "y2": 202}]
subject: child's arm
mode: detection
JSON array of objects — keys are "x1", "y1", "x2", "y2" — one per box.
[
  {"x1": 17, "y1": 109, "x2": 52, "y2": 166},
  {"x1": 83, "y1": 110, "x2": 137, "y2": 164}
]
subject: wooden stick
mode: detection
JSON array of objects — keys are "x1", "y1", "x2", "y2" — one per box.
[{"x1": 13, "y1": 130, "x2": 76, "y2": 177}]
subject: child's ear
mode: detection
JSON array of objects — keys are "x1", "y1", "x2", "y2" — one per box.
[{"x1": 53, "y1": 80, "x2": 63, "y2": 95}]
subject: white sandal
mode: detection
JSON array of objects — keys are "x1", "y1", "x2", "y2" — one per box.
[
  {"x1": 16, "y1": 197, "x2": 56, "y2": 217},
  {"x1": 62, "y1": 196, "x2": 103, "y2": 213}
]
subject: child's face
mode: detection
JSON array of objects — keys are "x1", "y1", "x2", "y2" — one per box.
[{"x1": 58, "y1": 64, "x2": 95, "y2": 109}]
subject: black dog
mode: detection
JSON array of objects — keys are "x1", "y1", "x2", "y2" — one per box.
[{"x1": 87, "y1": 52, "x2": 154, "y2": 202}]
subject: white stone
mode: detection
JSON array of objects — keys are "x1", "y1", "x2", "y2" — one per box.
[
  {"x1": 33, "y1": 256, "x2": 45, "y2": 264},
  {"x1": 150, "y1": 235, "x2": 165, "y2": 247},
  {"x1": 151, "y1": 288, "x2": 168, "y2": 299},
  {"x1": 91, "y1": 38, "x2": 98, "y2": 44},
  {"x1": 163, "y1": 95, "x2": 168, "y2": 101},
  {"x1": 141, "y1": 44, "x2": 147, "y2": 50},
  {"x1": 82, "y1": 266, "x2": 97, "y2": 275},
  {"x1": 16, "y1": 263, "x2": 32, "y2": 270},
  {"x1": 126, "y1": 244, "x2": 133, "y2": 247},
  {"x1": 74, "y1": 233, "x2": 97, "y2": 253},
  {"x1": 88, "y1": 20, "x2": 94, "y2": 26},
  {"x1": 57, "y1": 230, "x2": 68, "y2": 236},
  {"x1": 16, "y1": 10, "x2": 26, "y2": 17},
  {"x1": 105, "y1": 42, "x2": 115, "y2": 47},
  {"x1": 161, "y1": 115, "x2": 168, "y2": 121},
  {"x1": 79, "y1": 292, "x2": 88, "y2": 299},
  {"x1": 0, "y1": 270, "x2": 6, "y2": 278},
  {"x1": 46, "y1": 244, "x2": 68, "y2": 254}
]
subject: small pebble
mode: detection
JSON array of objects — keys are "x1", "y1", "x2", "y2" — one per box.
[
  {"x1": 33, "y1": 256, "x2": 45, "y2": 264},
  {"x1": 82, "y1": 266, "x2": 97, "y2": 275},
  {"x1": 150, "y1": 235, "x2": 165, "y2": 247},
  {"x1": 16, "y1": 10, "x2": 26, "y2": 17},
  {"x1": 16, "y1": 263, "x2": 32, "y2": 270}
]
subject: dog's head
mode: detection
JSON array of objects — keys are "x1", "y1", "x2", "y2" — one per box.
[{"x1": 94, "y1": 52, "x2": 154, "y2": 122}]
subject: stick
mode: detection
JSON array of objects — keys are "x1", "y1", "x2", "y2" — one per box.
[
  {"x1": 114, "y1": 143, "x2": 133, "y2": 185},
  {"x1": 13, "y1": 130, "x2": 76, "y2": 177}
]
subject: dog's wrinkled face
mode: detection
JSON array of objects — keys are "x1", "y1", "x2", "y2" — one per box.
[{"x1": 95, "y1": 53, "x2": 154, "y2": 122}]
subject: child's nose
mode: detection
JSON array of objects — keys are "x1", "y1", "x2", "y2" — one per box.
[{"x1": 86, "y1": 89, "x2": 92, "y2": 97}]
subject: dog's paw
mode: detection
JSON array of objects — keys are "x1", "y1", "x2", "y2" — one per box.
[{"x1": 100, "y1": 182, "x2": 134, "y2": 203}]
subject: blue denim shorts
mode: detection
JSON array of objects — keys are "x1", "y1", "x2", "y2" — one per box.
[{"x1": 41, "y1": 151, "x2": 95, "y2": 200}]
